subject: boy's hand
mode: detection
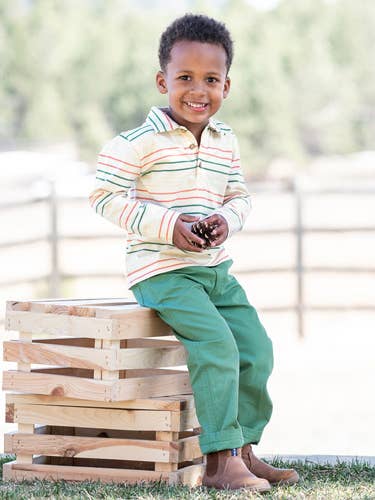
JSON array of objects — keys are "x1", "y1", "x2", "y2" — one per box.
[
  {"x1": 200, "y1": 214, "x2": 229, "y2": 247},
  {"x1": 173, "y1": 214, "x2": 205, "y2": 252}
]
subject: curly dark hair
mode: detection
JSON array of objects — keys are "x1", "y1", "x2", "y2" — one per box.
[{"x1": 158, "y1": 13, "x2": 234, "y2": 73}]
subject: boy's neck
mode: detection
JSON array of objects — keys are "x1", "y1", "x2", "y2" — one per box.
[{"x1": 163, "y1": 107, "x2": 206, "y2": 145}]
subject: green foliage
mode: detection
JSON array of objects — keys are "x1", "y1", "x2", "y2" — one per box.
[{"x1": 1, "y1": 0, "x2": 375, "y2": 174}]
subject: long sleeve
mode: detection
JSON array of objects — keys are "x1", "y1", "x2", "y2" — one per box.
[
  {"x1": 88, "y1": 135, "x2": 180, "y2": 244},
  {"x1": 213, "y1": 135, "x2": 252, "y2": 236}
]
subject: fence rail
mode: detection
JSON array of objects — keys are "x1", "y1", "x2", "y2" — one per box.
[{"x1": 1, "y1": 178, "x2": 374, "y2": 337}]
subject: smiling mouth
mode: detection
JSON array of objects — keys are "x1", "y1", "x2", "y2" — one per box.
[{"x1": 185, "y1": 102, "x2": 209, "y2": 110}]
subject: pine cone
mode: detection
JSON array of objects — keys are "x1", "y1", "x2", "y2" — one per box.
[{"x1": 191, "y1": 220, "x2": 218, "y2": 248}]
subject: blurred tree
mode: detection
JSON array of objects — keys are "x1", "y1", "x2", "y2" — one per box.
[{"x1": 1, "y1": 0, "x2": 374, "y2": 175}]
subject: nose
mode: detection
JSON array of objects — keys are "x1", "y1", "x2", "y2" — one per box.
[{"x1": 189, "y1": 80, "x2": 206, "y2": 95}]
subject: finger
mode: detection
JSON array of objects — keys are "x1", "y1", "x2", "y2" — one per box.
[
  {"x1": 179, "y1": 214, "x2": 201, "y2": 222},
  {"x1": 183, "y1": 234, "x2": 204, "y2": 252},
  {"x1": 183, "y1": 227, "x2": 205, "y2": 247},
  {"x1": 186, "y1": 232, "x2": 205, "y2": 247}
]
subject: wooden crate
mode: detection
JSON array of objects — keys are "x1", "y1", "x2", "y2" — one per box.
[
  {"x1": 3, "y1": 298, "x2": 191, "y2": 401},
  {"x1": 4, "y1": 393, "x2": 204, "y2": 486}
]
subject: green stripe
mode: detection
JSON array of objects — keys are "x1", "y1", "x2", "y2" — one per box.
[
  {"x1": 97, "y1": 169, "x2": 134, "y2": 183},
  {"x1": 198, "y1": 165, "x2": 229, "y2": 176},
  {"x1": 228, "y1": 207, "x2": 242, "y2": 226},
  {"x1": 154, "y1": 159, "x2": 195, "y2": 166},
  {"x1": 170, "y1": 203, "x2": 217, "y2": 210},
  {"x1": 128, "y1": 128, "x2": 154, "y2": 141},
  {"x1": 123, "y1": 124, "x2": 152, "y2": 140},
  {"x1": 95, "y1": 192, "x2": 114, "y2": 215},
  {"x1": 228, "y1": 179, "x2": 246, "y2": 184},
  {"x1": 224, "y1": 196, "x2": 250, "y2": 205},
  {"x1": 182, "y1": 211, "x2": 209, "y2": 216},
  {"x1": 95, "y1": 176, "x2": 132, "y2": 189},
  {"x1": 130, "y1": 209, "x2": 141, "y2": 233},
  {"x1": 151, "y1": 109, "x2": 168, "y2": 132},
  {"x1": 122, "y1": 127, "x2": 154, "y2": 142},
  {"x1": 147, "y1": 114, "x2": 160, "y2": 133},
  {"x1": 200, "y1": 158, "x2": 231, "y2": 169},
  {"x1": 129, "y1": 242, "x2": 174, "y2": 247},
  {"x1": 141, "y1": 165, "x2": 197, "y2": 176},
  {"x1": 127, "y1": 248, "x2": 160, "y2": 254},
  {"x1": 136, "y1": 204, "x2": 147, "y2": 235}
]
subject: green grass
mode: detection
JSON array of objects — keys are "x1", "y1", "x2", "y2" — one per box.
[{"x1": 1, "y1": 455, "x2": 374, "y2": 499}]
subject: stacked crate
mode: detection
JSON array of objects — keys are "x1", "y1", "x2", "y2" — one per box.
[{"x1": 2, "y1": 298, "x2": 204, "y2": 486}]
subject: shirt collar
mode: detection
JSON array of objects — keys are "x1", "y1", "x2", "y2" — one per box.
[{"x1": 146, "y1": 106, "x2": 222, "y2": 135}]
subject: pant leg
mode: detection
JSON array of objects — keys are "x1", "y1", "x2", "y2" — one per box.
[
  {"x1": 210, "y1": 261, "x2": 274, "y2": 445},
  {"x1": 130, "y1": 267, "x2": 245, "y2": 454}
]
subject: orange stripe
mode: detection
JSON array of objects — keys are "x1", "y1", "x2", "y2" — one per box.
[
  {"x1": 89, "y1": 191, "x2": 105, "y2": 207},
  {"x1": 118, "y1": 202, "x2": 129, "y2": 227},
  {"x1": 98, "y1": 161, "x2": 138, "y2": 176},
  {"x1": 135, "y1": 187, "x2": 223, "y2": 199},
  {"x1": 158, "y1": 210, "x2": 169, "y2": 239},
  {"x1": 124, "y1": 201, "x2": 139, "y2": 226},
  {"x1": 199, "y1": 151, "x2": 232, "y2": 162},
  {"x1": 141, "y1": 147, "x2": 180, "y2": 161},
  {"x1": 211, "y1": 253, "x2": 230, "y2": 267},
  {"x1": 143, "y1": 151, "x2": 195, "y2": 168},
  {"x1": 129, "y1": 262, "x2": 188, "y2": 283},
  {"x1": 164, "y1": 112, "x2": 174, "y2": 129},
  {"x1": 165, "y1": 211, "x2": 176, "y2": 242},
  {"x1": 136, "y1": 195, "x2": 222, "y2": 204},
  {"x1": 99, "y1": 153, "x2": 140, "y2": 168},
  {"x1": 128, "y1": 258, "x2": 177, "y2": 277},
  {"x1": 200, "y1": 145, "x2": 232, "y2": 154}
]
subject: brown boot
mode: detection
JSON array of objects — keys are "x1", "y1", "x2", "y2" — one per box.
[
  {"x1": 242, "y1": 443, "x2": 299, "y2": 485},
  {"x1": 202, "y1": 448, "x2": 271, "y2": 491}
]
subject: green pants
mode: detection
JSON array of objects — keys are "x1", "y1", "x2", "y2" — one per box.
[{"x1": 130, "y1": 260, "x2": 273, "y2": 454}]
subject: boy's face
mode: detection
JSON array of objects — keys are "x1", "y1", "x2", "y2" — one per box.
[{"x1": 156, "y1": 40, "x2": 230, "y2": 138}]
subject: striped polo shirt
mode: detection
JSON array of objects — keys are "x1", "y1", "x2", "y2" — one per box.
[{"x1": 89, "y1": 106, "x2": 251, "y2": 288}]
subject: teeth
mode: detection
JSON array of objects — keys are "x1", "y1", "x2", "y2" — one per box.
[{"x1": 187, "y1": 102, "x2": 207, "y2": 108}]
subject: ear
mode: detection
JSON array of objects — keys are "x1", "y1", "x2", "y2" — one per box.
[
  {"x1": 223, "y1": 76, "x2": 231, "y2": 99},
  {"x1": 156, "y1": 71, "x2": 168, "y2": 94}
]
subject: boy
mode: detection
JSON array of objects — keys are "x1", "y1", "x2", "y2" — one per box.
[{"x1": 89, "y1": 13, "x2": 298, "y2": 491}]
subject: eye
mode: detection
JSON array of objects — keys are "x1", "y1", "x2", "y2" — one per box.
[
  {"x1": 178, "y1": 75, "x2": 191, "y2": 81},
  {"x1": 207, "y1": 77, "x2": 219, "y2": 83}
]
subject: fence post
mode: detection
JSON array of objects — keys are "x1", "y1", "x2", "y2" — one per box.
[
  {"x1": 294, "y1": 177, "x2": 304, "y2": 338},
  {"x1": 48, "y1": 179, "x2": 60, "y2": 297}
]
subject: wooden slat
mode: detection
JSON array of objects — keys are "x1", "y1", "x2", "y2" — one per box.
[
  {"x1": 6, "y1": 311, "x2": 115, "y2": 339},
  {"x1": 2, "y1": 461, "x2": 170, "y2": 483},
  {"x1": 6, "y1": 310, "x2": 172, "y2": 339},
  {"x1": 178, "y1": 436, "x2": 202, "y2": 462},
  {"x1": 3, "y1": 340, "x2": 116, "y2": 370},
  {"x1": 115, "y1": 371, "x2": 191, "y2": 401},
  {"x1": 6, "y1": 393, "x2": 191, "y2": 411},
  {"x1": 155, "y1": 431, "x2": 178, "y2": 472},
  {"x1": 5, "y1": 433, "x2": 178, "y2": 462},
  {"x1": 11, "y1": 404, "x2": 176, "y2": 431},
  {"x1": 6, "y1": 298, "x2": 137, "y2": 314},
  {"x1": 2, "y1": 461, "x2": 204, "y2": 486},
  {"x1": 3, "y1": 371, "x2": 111, "y2": 401},
  {"x1": 101, "y1": 339, "x2": 120, "y2": 380},
  {"x1": 118, "y1": 345, "x2": 187, "y2": 369}
]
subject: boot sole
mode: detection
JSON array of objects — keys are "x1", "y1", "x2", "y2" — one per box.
[
  {"x1": 202, "y1": 482, "x2": 272, "y2": 492},
  {"x1": 270, "y1": 471, "x2": 300, "y2": 486}
]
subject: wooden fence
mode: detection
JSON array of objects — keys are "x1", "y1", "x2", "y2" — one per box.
[{"x1": 1, "y1": 178, "x2": 374, "y2": 337}]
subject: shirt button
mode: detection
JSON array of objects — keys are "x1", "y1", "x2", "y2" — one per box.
[{"x1": 189, "y1": 144, "x2": 196, "y2": 149}]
